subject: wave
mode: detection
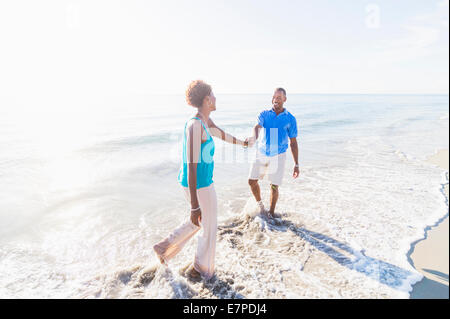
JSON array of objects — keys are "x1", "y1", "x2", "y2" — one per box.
[
  {"x1": 76, "y1": 207, "x2": 422, "y2": 299},
  {"x1": 302, "y1": 118, "x2": 359, "y2": 132},
  {"x1": 80, "y1": 133, "x2": 181, "y2": 154}
]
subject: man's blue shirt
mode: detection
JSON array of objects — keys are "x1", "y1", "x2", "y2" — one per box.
[{"x1": 257, "y1": 108, "x2": 298, "y2": 157}]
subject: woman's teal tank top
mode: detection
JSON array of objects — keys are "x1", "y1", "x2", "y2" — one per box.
[{"x1": 178, "y1": 117, "x2": 215, "y2": 189}]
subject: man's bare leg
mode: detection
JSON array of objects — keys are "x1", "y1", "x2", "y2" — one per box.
[
  {"x1": 248, "y1": 179, "x2": 265, "y2": 213},
  {"x1": 269, "y1": 184, "x2": 279, "y2": 217},
  {"x1": 248, "y1": 179, "x2": 262, "y2": 201}
]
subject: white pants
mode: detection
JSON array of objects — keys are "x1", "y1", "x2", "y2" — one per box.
[
  {"x1": 248, "y1": 151, "x2": 287, "y2": 186},
  {"x1": 153, "y1": 184, "x2": 217, "y2": 280}
]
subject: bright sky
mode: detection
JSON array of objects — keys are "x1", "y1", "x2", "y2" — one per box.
[{"x1": 0, "y1": 0, "x2": 448, "y2": 101}]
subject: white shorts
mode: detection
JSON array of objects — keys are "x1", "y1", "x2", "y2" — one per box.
[{"x1": 248, "y1": 151, "x2": 287, "y2": 186}]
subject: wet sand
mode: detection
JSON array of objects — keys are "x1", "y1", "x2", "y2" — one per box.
[{"x1": 410, "y1": 149, "x2": 449, "y2": 299}]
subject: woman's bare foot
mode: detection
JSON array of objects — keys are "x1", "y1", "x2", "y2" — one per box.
[
  {"x1": 153, "y1": 245, "x2": 167, "y2": 265},
  {"x1": 185, "y1": 264, "x2": 202, "y2": 282}
]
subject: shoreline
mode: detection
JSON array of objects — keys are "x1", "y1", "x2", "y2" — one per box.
[{"x1": 409, "y1": 149, "x2": 449, "y2": 299}]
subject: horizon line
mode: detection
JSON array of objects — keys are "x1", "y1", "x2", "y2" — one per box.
[{"x1": 134, "y1": 92, "x2": 450, "y2": 96}]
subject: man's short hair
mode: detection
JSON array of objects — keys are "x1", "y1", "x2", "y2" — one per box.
[{"x1": 275, "y1": 87, "x2": 286, "y2": 96}]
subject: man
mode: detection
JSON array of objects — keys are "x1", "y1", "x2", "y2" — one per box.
[{"x1": 246, "y1": 88, "x2": 300, "y2": 218}]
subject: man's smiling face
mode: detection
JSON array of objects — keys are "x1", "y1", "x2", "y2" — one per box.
[{"x1": 272, "y1": 90, "x2": 287, "y2": 109}]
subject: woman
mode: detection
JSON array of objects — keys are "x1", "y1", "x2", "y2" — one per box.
[{"x1": 153, "y1": 80, "x2": 247, "y2": 280}]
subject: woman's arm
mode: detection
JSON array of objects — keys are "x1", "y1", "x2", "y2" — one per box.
[
  {"x1": 186, "y1": 120, "x2": 202, "y2": 226},
  {"x1": 207, "y1": 118, "x2": 246, "y2": 146}
]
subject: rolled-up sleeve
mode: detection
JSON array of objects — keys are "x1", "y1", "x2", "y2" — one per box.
[
  {"x1": 287, "y1": 115, "x2": 298, "y2": 138},
  {"x1": 257, "y1": 111, "x2": 265, "y2": 127}
]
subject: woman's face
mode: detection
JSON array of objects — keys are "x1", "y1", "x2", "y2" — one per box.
[{"x1": 208, "y1": 91, "x2": 217, "y2": 112}]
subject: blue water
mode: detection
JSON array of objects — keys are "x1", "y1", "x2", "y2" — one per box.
[{"x1": 0, "y1": 94, "x2": 448, "y2": 298}]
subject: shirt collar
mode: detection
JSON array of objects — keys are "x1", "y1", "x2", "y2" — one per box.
[{"x1": 270, "y1": 107, "x2": 287, "y2": 116}]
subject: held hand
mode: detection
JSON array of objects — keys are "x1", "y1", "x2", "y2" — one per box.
[
  {"x1": 246, "y1": 136, "x2": 256, "y2": 148},
  {"x1": 293, "y1": 166, "x2": 300, "y2": 179},
  {"x1": 190, "y1": 208, "x2": 202, "y2": 227}
]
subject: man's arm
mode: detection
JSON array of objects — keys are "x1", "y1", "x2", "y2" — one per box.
[
  {"x1": 245, "y1": 111, "x2": 265, "y2": 147},
  {"x1": 290, "y1": 137, "x2": 300, "y2": 178},
  {"x1": 207, "y1": 118, "x2": 246, "y2": 146},
  {"x1": 246, "y1": 124, "x2": 262, "y2": 147}
]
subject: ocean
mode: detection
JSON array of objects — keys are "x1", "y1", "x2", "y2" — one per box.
[{"x1": 0, "y1": 94, "x2": 448, "y2": 298}]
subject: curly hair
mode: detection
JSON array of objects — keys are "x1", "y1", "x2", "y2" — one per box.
[{"x1": 185, "y1": 80, "x2": 212, "y2": 108}]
